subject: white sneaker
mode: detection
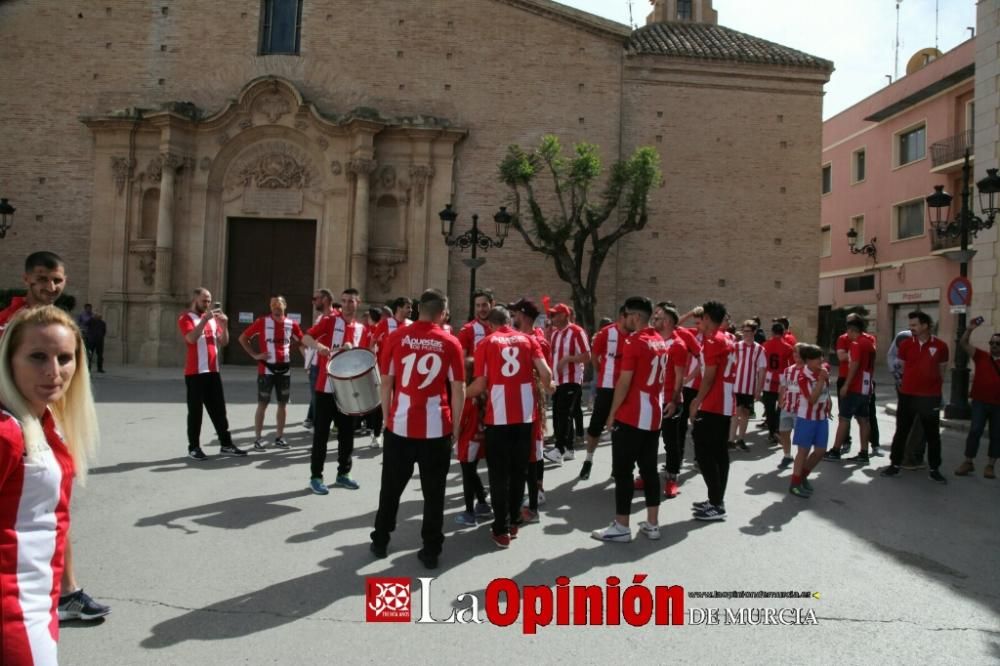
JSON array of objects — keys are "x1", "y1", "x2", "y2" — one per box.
[
  {"x1": 563, "y1": 449, "x2": 576, "y2": 461},
  {"x1": 522, "y1": 490, "x2": 546, "y2": 508},
  {"x1": 543, "y1": 449, "x2": 563, "y2": 465},
  {"x1": 638, "y1": 521, "x2": 661, "y2": 541},
  {"x1": 591, "y1": 521, "x2": 632, "y2": 543}
]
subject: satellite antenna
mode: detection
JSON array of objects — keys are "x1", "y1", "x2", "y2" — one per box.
[
  {"x1": 627, "y1": 0, "x2": 636, "y2": 29},
  {"x1": 894, "y1": 0, "x2": 903, "y2": 81}
]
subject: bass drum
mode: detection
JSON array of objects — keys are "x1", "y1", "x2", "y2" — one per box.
[{"x1": 326, "y1": 348, "x2": 382, "y2": 415}]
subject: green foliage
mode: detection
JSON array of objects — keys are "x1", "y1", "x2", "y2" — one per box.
[{"x1": 497, "y1": 134, "x2": 662, "y2": 332}]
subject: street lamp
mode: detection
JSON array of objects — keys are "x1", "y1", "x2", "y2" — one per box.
[
  {"x1": 846, "y1": 228, "x2": 877, "y2": 260},
  {"x1": 439, "y1": 204, "x2": 512, "y2": 320},
  {"x1": 924, "y1": 151, "x2": 999, "y2": 419},
  {"x1": 0, "y1": 198, "x2": 16, "y2": 239}
]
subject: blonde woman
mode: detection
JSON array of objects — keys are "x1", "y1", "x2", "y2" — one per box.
[{"x1": 0, "y1": 306, "x2": 98, "y2": 665}]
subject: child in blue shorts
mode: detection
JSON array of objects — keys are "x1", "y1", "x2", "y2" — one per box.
[{"x1": 790, "y1": 345, "x2": 832, "y2": 497}]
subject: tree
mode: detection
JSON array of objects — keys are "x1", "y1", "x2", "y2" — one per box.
[{"x1": 498, "y1": 135, "x2": 661, "y2": 333}]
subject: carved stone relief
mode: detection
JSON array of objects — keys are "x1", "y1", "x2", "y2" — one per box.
[
  {"x1": 330, "y1": 160, "x2": 343, "y2": 175},
  {"x1": 225, "y1": 142, "x2": 319, "y2": 191},
  {"x1": 256, "y1": 93, "x2": 291, "y2": 124},
  {"x1": 111, "y1": 156, "x2": 135, "y2": 195},
  {"x1": 348, "y1": 158, "x2": 378, "y2": 176},
  {"x1": 409, "y1": 165, "x2": 434, "y2": 205},
  {"x1": 367, "y1": 248, "x2": 408, "y2": 294}
]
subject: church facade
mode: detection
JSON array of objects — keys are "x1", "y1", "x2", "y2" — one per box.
[{"x1": 0, "y1": 0, "x2": 831, "y2": 365}]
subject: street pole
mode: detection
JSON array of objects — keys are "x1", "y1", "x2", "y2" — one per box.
[
  {"x1": 468, "y1": 214, "x2": 479, "y2": 322},
  {"x1": 945, "y1": 149, "x2": 972, "y2": 420}
]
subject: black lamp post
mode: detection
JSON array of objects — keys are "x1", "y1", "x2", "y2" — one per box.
[
  {"x1": 846, "y1": 228, "x2": 877, "y2": 260},
  {"x1": 925, "y1": 151, "x2": 1000, "y2": 419},
  {"x1": 439, "y1": 204, "x2": 512, "y2": 321},
  {"x1": 0, "y1": 198, "x2": 16, "y2": 239}
]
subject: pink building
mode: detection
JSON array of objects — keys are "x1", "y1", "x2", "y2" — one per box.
[{"x1": 819, "y1": 40, "x2": 977, "y2": 359}]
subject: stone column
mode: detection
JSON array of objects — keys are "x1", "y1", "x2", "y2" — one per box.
[
  {"x1": 154, "y1": 152, "x2": 182, "y2": 294},
  {"x1": 348, "y1": 157, "x2": 377, "y2": 291}
]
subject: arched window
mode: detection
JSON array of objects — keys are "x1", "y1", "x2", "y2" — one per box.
[{"x1": 259, "y1": 0, "x2": 303, "y2": 55}]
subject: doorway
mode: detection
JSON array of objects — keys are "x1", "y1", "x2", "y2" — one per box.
[{"x1": 224, "y1": 217, "x2": 316, "y2": 364}]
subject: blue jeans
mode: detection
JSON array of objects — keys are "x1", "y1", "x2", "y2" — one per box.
[
  {"x1": 306, "y1": 364, "x2": 319, "y2": 422},
  {"x1": 964, "y1": 400, "x2": 1000, "y2": 459}
]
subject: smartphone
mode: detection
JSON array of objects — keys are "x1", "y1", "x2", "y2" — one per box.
[
  {"x1": 212, "y1": 302, "x2": 222, "y2": 314},
  {"x1": 972, "y1": 316, "x2": 985, "y2": 326}
]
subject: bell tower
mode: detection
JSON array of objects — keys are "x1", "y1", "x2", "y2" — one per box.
[{"x1": 646, "y1": 0, "x2": 718, "y2": 25}]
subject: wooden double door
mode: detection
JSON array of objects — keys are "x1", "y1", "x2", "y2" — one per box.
[{"x1": 224, "y1": 217, "x2": 316, "y2": 364}]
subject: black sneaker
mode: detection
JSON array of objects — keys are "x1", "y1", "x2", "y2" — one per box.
[
  {"x1": 842, "y1": 441, "x2": 852, "y2": 455},
  {"x1": 823, "y1": 449, "x2": 842, "y2": 461},
  {"x1": 736, "y1": 439, "x2": 749, "y2": 452},
  {"x1": 871, "y1": 445, "x2": 882, "y2": 457},
  {"x1": 220, "y1": 444, "x2": 248, "y2": 457},
  {"x1": 187, "y1": 448, "x2": 207, "y2": 461},
  {"x1": 253, "y1": 437, "x2": 266, "y2": 451},
  {"x1": 692, "y1": 500, "x2": 712, "y2": 511},
  {"x1": 417, "y1": 549, "x2": 438, "y2": 570},
  {"x1": 880, "y1": 465, "x2": 901, "y2": 478},
  {"x1": 693, "y1": 505, "x2": 727, "y2": 521},
  {"x1": 777, "y1": 456, "x2": 793, "y2": 470},
  {"x1": 58, "y1": 589, "x2": 111, "y2": 621},
  {"x1": 370, "y1": 541, "x2": 388, "y2": 559},
  {"x1": 273, "y1": 437, "x2": 289, "y2": 449},
  {"x1": 579, "y1": 460, "x2": 593, "y2": 480},
  {"x1": 929, "y1": 469, "x2": 947, "y2": 485},
  {"x1": 847, "y1": 452, "x2": 870, "y2": 464}
]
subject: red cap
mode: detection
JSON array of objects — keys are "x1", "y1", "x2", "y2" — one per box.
[{"x1": 547, "y1": 303, "x2": 571, "y2": 317}]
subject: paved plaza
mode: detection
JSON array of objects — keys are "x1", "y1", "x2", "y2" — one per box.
[{"x1": 61, "y1": 367, "x2": 1000, "y2": 664}]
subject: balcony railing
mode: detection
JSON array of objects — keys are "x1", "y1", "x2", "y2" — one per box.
[{"x1": 930, "y1": 129, "x2": 974, "y2": 167}]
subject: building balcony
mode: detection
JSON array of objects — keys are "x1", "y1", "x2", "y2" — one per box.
[{"x1": 930, "y1": 130, "x2": 973, "y2": 173}]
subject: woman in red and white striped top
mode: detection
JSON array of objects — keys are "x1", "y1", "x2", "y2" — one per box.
[{"x1": 0, "y1": 306, "x2": 98, "y2": 666}]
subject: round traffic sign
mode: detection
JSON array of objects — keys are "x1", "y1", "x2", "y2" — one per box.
[{"x1": 947, "y1": 277, "x2": 972, "y2": 306}]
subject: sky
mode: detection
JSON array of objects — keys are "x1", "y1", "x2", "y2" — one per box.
[{"x1": 560, "y1": 0, "x2": 978, "y2": 119}]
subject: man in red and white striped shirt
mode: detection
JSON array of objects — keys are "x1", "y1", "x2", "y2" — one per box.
[
  {"x1": 654, "y1": 303, "x2": 692, "y2": 499},
  {"x1": 371, "y1": 289, "x2": 465, "y2": 568},
  {"x1": 761, "y1": 323, "x2": 794, "y2": 443},
  {"x1": 457, "y1": 288, "x2": 494, "y2": 360},
  {"x1": 239, "y1": 295, "x2": 304, "y2": 450},
  {"x1": 370, "y1": 296, "x2": 413, "y2": 357},
  {"x1": 543, "y1": 303, "x2": 590, "y2": 464},
  {"x1": 729, "y1": 320, "x2": 766, "y2": 451},
  {"x1": 592, "y1": 297, "x2": 668, "y2": 543},
  {"x1": 469, "y1": 306, "x2": 553, "y2": 547},
  {"x1": 580, "y1": 306, "x2": 628, "y2": 480},
  {"x1": 301, "y1": 288, "x2": 371, "y2": 494},
  {"x1": 178, "y1": 288, "x2": 246, "y2": 459}
]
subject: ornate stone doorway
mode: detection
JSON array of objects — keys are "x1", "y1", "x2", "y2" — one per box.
[
  {"x1": 83, "y1": 77, "x2": 466, "y2": 366},
  {"x1": 223, "y1": 217, "x2": 316, "y2": 365}
]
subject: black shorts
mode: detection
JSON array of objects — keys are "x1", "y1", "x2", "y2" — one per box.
[
  {"x1": 587, "y1": 388, "x2": 616, "y2": 437},
  {"x1": 734, "y1": 393, "x2": 755, "y2": 409},
  {"x1": 258, "y1": 374, "x2": 291, "y2": 404}
]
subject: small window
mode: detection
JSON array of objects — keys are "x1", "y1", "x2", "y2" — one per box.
[
  {"x1": 677, "y1": 0, "x2": 693, "y2": 20},
  {"x1": 852, "y1": 149, "x2": 866, "y2": 183},
  {"x1": 820, "y1": 226, "x2": 832, "y2": 257},
  {"x1": 844, "y1": 275, "x2": 875, "y2": 292},
  {"x1": 259, "y1": 0, "x2": 302, "y2": 55},
  {"x1": 851, "y1": 215, "x2": 865, "y2": 243},
  {"x1": 822, "y1": 163, "x2": 832, "y2": 194},
  {"x1": 897, "y1": 125, "x2": 926, "y2": 166},
  {"x1": 894, "y1": 200, "x2": 924, "y2": 240}
]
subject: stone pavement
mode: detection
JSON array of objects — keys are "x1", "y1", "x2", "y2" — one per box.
[{"x1": 59, "y1": 366, "x2": 1000, "y2": 664}]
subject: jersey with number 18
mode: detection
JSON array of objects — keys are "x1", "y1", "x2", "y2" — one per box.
[{"x1": 379, "y1": 320, "x2": 465, "y2": 439}]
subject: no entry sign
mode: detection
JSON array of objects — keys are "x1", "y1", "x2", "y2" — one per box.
[{"x1": 947, "y1": 277, "x2": 972, "y2": 306}]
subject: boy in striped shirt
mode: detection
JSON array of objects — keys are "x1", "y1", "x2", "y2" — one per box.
[
  {"x1": 729, "y1": 319, "x2": 766, "y2": 451},
  {"x1": 776, "y1": 344, "x2": 804, "y2": 470},
  {"x1": 790, "y1": 344, "x2": 832, "y2": 497}
]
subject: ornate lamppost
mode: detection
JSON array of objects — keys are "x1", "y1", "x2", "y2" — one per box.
[
  {"x1": 925, "y1": 154, "x2": 1000, "y2": 418},
  {"x1": 0, "y1": 198, "x2": 16, "y2": 239},
  {"x1": 439, "y1": 204, "x2": 512, "y2": 320}
]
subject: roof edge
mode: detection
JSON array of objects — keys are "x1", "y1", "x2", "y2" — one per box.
[{"x1": 494, "y1": 0, "x2": 632, "y2": 40}]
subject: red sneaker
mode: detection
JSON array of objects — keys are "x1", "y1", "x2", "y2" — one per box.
[
  {"x1": 491, "y1": 533, "x2": 511, "y2": 548},
  {"x1": 664, "y1": 479, "x2": 680, "y2": 499},
  {"x1": 510, "y1": 525, "x2": 519, "y2": 539},
  {"x1": 633, "y1": 477, "x2": 645, "y2": 490}
]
